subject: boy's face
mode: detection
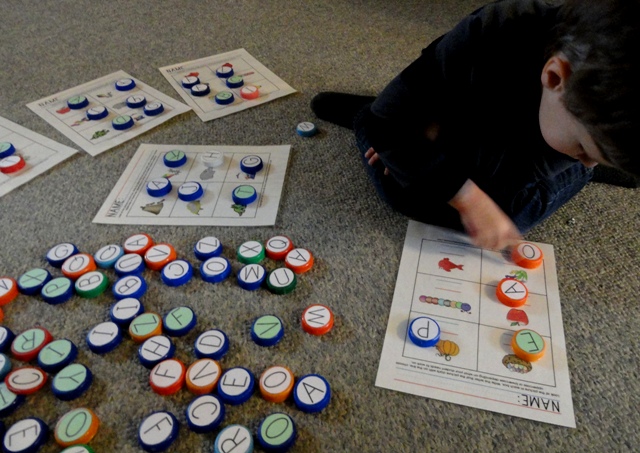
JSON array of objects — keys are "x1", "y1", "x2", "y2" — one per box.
[
  {"x1": 539, "y1": 54, "x2": 606, "y2": 168},
  {"x1": 539, "y1": 89, "x2": 603, "y2": 168}
]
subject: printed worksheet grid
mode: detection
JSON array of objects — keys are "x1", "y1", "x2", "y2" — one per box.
[
  {"x1": 403, "y1": 239, "x2": 557, "y2": 387},
  {"x1": 172, "y1": 56, "x2": 279, "y2": 112},
  {"x1": 43, "y1": 81, "x2": 173, "y2": 146},
  {"x1": 126, "y1": 150, "x2": 270, "y2": 219}
]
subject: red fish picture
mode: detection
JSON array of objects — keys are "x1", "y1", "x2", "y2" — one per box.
[
  {"x1": 187, "y1": 72, "x2": 199, "y2": 77},
  {"x1": 438, "y1": 257, "x2": 464, "y2": 272},
  {"x1": 56, "y1": 106, "x2": 71, "y2": 114}
]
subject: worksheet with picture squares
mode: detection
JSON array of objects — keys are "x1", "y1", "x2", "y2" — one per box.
[
  {"x1": 26, "y1": 71, "x2": 191, "y2": 156},
  {"x1": 93, "y1": 144, "x2": 290, "y2": 226},
  {"x1": 0, "y1": 115, "x2": 77, "y2": 198},
  {"x1": 375, "y1": 221, "x2": 576, "y2": 427},
  {"x1": 159, "y1": 48, "x2": 296, "y2": 121}
]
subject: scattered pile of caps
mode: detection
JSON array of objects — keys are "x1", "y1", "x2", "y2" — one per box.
[{"x1": 0, "y1": 233, "x2": 334, "y2": 452}]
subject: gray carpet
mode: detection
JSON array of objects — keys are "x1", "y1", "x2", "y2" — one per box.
[{"x1": 0, "y1": 1, "x2": 638, "y2": 452}]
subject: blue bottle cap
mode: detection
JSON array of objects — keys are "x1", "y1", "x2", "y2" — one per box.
[
  {"x1": 0, "y1": 327, "x2": 15, "y2": 353},
  {"x1": 2, "y1": 417, "x2": 47, "y2": 453},
  {"x1": 40, "y1": 277, "x2": 74, "y2": 305},
  {"x1": 163, "y1": 306, "x2": 197, "y2": 337},
  {"x1": 232, "y1": 185, "x2": 257, "y2": 205},
  {"x1": 161, "y1": 260, "x2": 193, "y2": 287},
  {"x1": 37, "y1": 339, "x2": 78, "y2": 374},
  {"x1": 250, "y1": 315, "x2": 284, "y2": 347},
  {"x1": 194, "y1": 329, "x2": 229, "y2": 360},
  {"x1": 215, "y1": 64, "x2": 234, "y2": 78},
  {"x1": 0, "y1": 142, "x2": 16, "y2": 159},
  {"x1": 163, "y1": 150, "x2": 187, "y2": 168},
  {"x1": 237, "y1": 264, "x2": 266, "y2": 290},
  {"x1": 240, "y1": 155, "x2": 263, "y2": 175},
  {"x1": 115, "y1": 78, "x2": 136, "y2": 91},
  {"x1": 144, "y1": 101, "x2": 165, "y2": 116},
  {"x1": 293, "y1": 374, "x2": 331, "y2": 413},
  {"x1": 177, "y1": 181, "x2": 203, "y2": 202},
  {"x1": 138, "y1": 335, "x2": 175, "y2": 369},
  {"x1": 146, "y1": 178, "x2": 172, "y2": 197},
  {"x1": 51, "y1": 363, "x2": 92, "y2": 401},
  {"x1": 67, "y1": 95, "x2": 89, "y2": 110},
  {"x1": 138, "y1": 411, "x2": 179, "y2": 453},
  {"x1": 257, "y1": 413, "x2": 297, "y2": 452},
  {"x1": 86, "y1": 106, "x2": 108, "y2": 120},
  {"x1": 194, "y1": 236, "x2": 223, "y2": 261},
  {"x1": 110, "y1": 297, "x2": 144, "y2": 326},
  {"x1": 181, "y1": 75, "x2": 200, "y2": 88},
  {"x1": 0, "y1": 354, "x2": 11, "y2": 380},
  {"x1": 112, "y1": 115, "x2": 134, "y2": 130},
  {"x1": 126, "y1": 94, "x2": 147, "y2": 109},
  {"x1": 46, "y1": 242, "x2": 79, "y2": 268},
  {"x1": 214, "y1": 425, "x2": 253, "y2": 453},
  {"x1": 0, "y1": 383, "x2": 24, "y2": 418},
  {"x1": 86, "y1": 321, "x2": 122, "y2": 354},
  {"x1": 94, "y1": 244, "x2": 124, "y2": 269},
  {"x1": 112, "y1": 275, "x2": 147, "y2": 300},
  {"x1": 296, "y1": 121, "x2": 318, "y2": 137},
  {"x1": 226, "y1": 75, "x2": 244, "y2": 89},
  {"x1": 17, "y1": 268, "x2": 51, "y2": 295},
  {"x1": 217, "y1": 367, "x2": 255, "y2": 405},
  {"x1": 191, "y1": 84, "x2": 210, "y2": 97},
  {"x1": 186, "y1": 394, "x2": 225, "y2": 433},
  {"x1": 214, "y1": 91, "x2": 234, "y2": 105},
  {"x1": 408, "y1": 316, "x2": 441, "y2": 348},
  {"x1": 200, "y1": 257, "x2": 231, "y2": 283},
  {"x1": 115, "y1": 253, "x2": 146, "y2": 277}
]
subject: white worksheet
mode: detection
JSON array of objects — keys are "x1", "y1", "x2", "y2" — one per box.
[
  {"x1": 93, "y1": 144, "x2": 290, "y2": 226},
  {"x1": 0, "y1": 115, "x2": 77, "y2": 198},
  {"x1": 376, "y1": 221, "x2": 575, "y2": 427},
  {"x1": 159, "y1": 49, "x2": 296, "y2": 122},
  {"x1": 27, "y1": 71, "x2": 190, "y2": 156}
]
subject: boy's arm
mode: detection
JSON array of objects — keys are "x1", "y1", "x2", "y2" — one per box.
[{"x1": 448, "y1": 179, "x2": 522, "y2": 250}]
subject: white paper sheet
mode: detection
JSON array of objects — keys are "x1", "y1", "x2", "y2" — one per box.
[
  {"x1": 159, "y1": 49, "x2": 296, "y2": 122},
  {"x1": 0, "y1": 115, "x2": 77, "y2": 198},
  {"x1": 376, "y1": 221, "x2": 576, "y2": 427},
  {"x1": 27, "y1": 71, "x2": 190, "y2": 156},
  {"x1": 93, "y1": 143, "x2": 290, "y2": 226}
]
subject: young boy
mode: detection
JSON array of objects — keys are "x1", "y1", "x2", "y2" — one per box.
[{"x1": 311, "y1": 0, "x2": 639, "y2": 250}]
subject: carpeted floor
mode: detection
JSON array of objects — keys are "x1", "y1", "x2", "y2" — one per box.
[{"x1": 0, "y1": 1, "x2": 638, "y2": 452}]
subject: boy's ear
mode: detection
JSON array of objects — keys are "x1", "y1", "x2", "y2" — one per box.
[{"x1": 541, "y1": 54, "x2": 572, "y2": 91}]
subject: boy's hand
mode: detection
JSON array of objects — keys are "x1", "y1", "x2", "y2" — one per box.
[
  {"x1": 449, "y1": 179, "x2": 522, "y2": 250},
  {"x1": 364, "y1": 147, "x2": 389, "y2": 175}
]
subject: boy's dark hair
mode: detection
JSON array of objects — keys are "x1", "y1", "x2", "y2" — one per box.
[{"x1": 550, "y1": 0, "x2": 640, "y2": 176}]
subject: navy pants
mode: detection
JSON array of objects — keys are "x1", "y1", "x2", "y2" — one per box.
[{"x1": 353, "y1": 105, "x2": 593, "y2": 234}]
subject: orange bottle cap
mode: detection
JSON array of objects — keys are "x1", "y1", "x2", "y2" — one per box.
[
  {"x1": 301, "y1": 304, "x2": 334, "y2": 336},
  {"x1": 284, "y1": 248, "x2": 314, "y2": 274},
  {"x1": 265, "y1": 236, "x2": 294, "y2": 260},
  {"x1": 511, "y1": 329, "x2": 546, "y2": 362},
  {"x1": 54, "y1": 407, "x2": 100, "y2": 447},
  {"x1": 129, "y1": 313, "x2": 163, "y2": 343},
  {"x1": 259, "y1": 365, "x2": 295, "y2": 403},
  {"x1": 144, "y1": 243, "x2": 177, "y2": 271},
  {"x1": 150, "y1": 359, "x2": 186, "y2": 395},
  {"x1": 0, "y1": 277, "x2": 18, "y2": 306},
  {"x1": 496, "y1": 278, "x2": 528, "y2": 307},
  {"x1": 123, "y1": 233, "x2": 154, "y2": 255},
  {"x1": 512, "y1": 242, "x2": 544, "y2": 269},
  {"x1": 61, "y1": 254, "x2": 97, "y2": 280},
  {"x1": 186, "y1": 358, "x2": 221, "y2": 395}
]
